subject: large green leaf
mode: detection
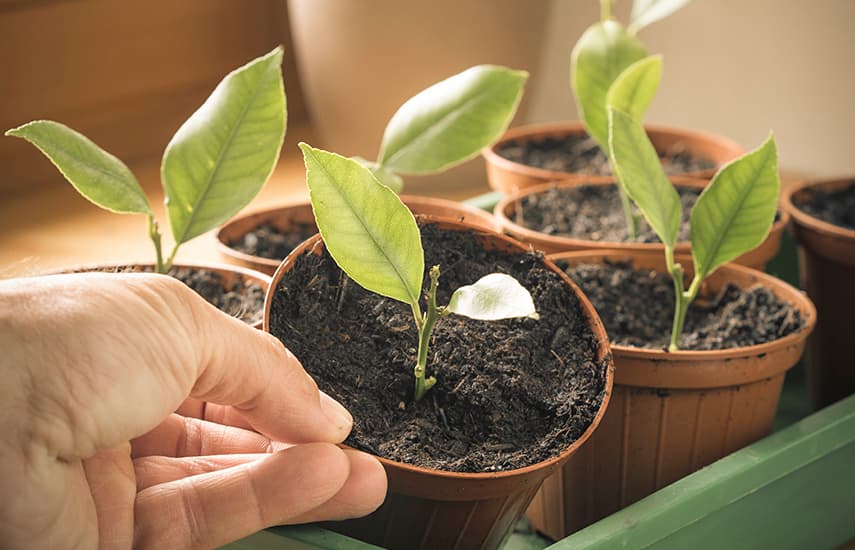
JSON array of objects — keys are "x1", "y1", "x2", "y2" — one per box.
[
  {"x1": 6, "y1": 120, "x2": 151, "y2": 215},
  {"x1": 300, "y1": 144, "x2": 424, "y2": 306},
  {"x1": 571, "y1": 20, "x2": 648, "y2": 152},
  {"x1": 629, "y1": 0, "x2": 693, "y2": 33},
  {"x1": 162, "y1": 47, "x2": 286, "y2": 245},
  {"x1": 608, "y1": 107, "x2": 681, "y2": 247},
  {"x1": 605, "y1": 55, "x2": 662, "y2": 123},
  {"x1": 377, "y1": 65, "x2": 528, "y2": 174},
  {"x1": 691, "y1": 135, "x2": 779, "y2": 280},
  {"x1": 447, "y1": 273, "x2": 538, "y2": 321},
  {"x1": 570, "y1": 20, "x2": 647, "y2": 151}
]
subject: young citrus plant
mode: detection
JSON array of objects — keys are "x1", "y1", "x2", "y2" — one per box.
[
  {"x1": 301, "y1": 144, "x2": 538, "y2": 400},
  {"x1": 6, "y1": 47, "x2": 287, "y2": 273}
]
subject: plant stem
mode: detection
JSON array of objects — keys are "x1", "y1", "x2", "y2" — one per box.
[
  {"x1": 666, "y1": 247, "x2": 702, "y2": 351},
  {"x1": 163, "y1": 243, "x2": 181, "y2": 273},
  {"x1": 600, "y1": 0, "x2": 614, "y2": 21},
  {"x1": 147, "y1": 216, "x2": 166, "y2": 274},
  {"x1": 413, "y1": 265, "x2": 441, "y2": 401}
]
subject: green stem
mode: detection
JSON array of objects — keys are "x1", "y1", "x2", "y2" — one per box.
[
  {"x1": 414, "y1": 265, "x2": 441, "y2": 401},
  {"x1": 163, "y1": 243, "x2": 181, "y2": 273},
  {"x1": 600, "y1": 0, "x2": 614, "y2": 21},
  {"x1": 147, "y1": 216, "x2": 166, "y2": 274},
  {"x1": 666, "y1": 247, "x2": 703, "y2": 351}
]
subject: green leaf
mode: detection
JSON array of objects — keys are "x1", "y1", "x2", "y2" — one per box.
[
  {"x1": 691, "y1": 134, "x2": 779, "y2": 280},
  {"x1": 447, "y1": 273, "x2": 539, "y2": 321},
  {"x1": 162, "y1": 46, "x2": 286, "y2": 245},
  {"x1": 629, "y1": 0, "x2": 693, "y2": 33},
  {"x1": 351, "y1": 156, "x2": 405, "y2": 193},
  {"x1": 377, "y1": 65, "x2": 528, "y2": 174},
  {"x1": 5, "y1": 120, "x2": 151, "y2": 215},
  {"x1": 571, "y1": 20, "x2": 648, "y2": 151},
  {"x1": 300, "y1": 143, "x2": 424, "y2": 306},
  {"x1": 608, "y1": 107, "x2": 681, "y2": 247},
  {"x1": 605, "y1": 55, "x2": 662, "y2": 123}
]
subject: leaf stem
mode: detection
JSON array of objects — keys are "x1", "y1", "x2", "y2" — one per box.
[
  {"x1": 617, "y1": 184, "x2": 639, "y2": 238},
  {"x1": 147, "y1": 216, "x2": 166, "y2": 274},
  {"x1": 666, "y1": 247, "x2": 702, "y2": 351},
  {"x1": 414, "y1": 265, "x2": 441, "y2": 401},
  {"x1": 163, "y1": 243, "x2": 180, "y2": 273},
  {"x1": 600, "y1": 0, "x2": 614, "y2": 21}
]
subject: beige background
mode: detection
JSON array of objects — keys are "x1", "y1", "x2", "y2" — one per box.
[{"x1": 526, "y1": 0, "x2": 855, "y2": 178}]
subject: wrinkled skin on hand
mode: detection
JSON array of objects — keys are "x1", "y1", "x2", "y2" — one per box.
[{"x1": 0, "y1": 273, "x2": 386, "y2": 549}]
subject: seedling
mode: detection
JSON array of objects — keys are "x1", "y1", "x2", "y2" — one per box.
[
  {"x1": 351, "y1": 65, "x2": 528, "y2": 192},
  {"x1": 6, "y1": 47, "x2": 287, "y2": 273},
  {"x1": 571, "y1": 0, "x2": 691, "y2": 236},
  {"x1": 300, "y1": 144, "x2": 538, "y2": 401},
  {"x1": 607, "y1": 106, "x2": 779, "y2": 351}
]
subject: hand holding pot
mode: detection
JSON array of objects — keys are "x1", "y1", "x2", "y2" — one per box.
[{"x1": 0, "y1": 273, "x2": 386, "y2": 549}]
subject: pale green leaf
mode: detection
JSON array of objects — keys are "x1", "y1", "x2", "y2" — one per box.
[
  {"x1": 605, "y1": 55, "x2": 662, "y2": 123},
  {"x1": 301, "y1": 143, "x2": 424, "y2": 306},
  {"x1": 608, "y1": 107, "x2": 681, "y2": 247},
  {"x1": 691, "y1": 134, "x2": 779, "y2": 280},
  {"x1": 629, "y1": 0, "x2": 693, "y2": 33},
  {"x1": 162, "y1": 46, "x2": 286, "y2": 245},
  {"x1": 351, "y1": 156, "x2": 404, "y2": 193},
  {"x1": 377, "y1": 65, "x2": 528, "y2": 174},
  {"x1": 447, "y1": 273, "x2": 538, "y2": 321},
  {"x1": 571, "y1": 20, "x2": 648, "y2": 151},
  {"x1": 6, "y1": 120, "x2": 151, "y2": 215}
]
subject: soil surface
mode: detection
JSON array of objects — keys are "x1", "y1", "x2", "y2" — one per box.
[
  {"x1": 169, "y1": 267, "x2": 265, "y2": 326},
  {"x1": 794, "y1": 182, "x2": 855, "y2": 231},
  {"x1": 516, "y1": 184, "x2": 701, "y2": 243},
  {"x1": 268, "y1": 225, "x2": 609, "y2": 473},
  {"x1": 497, "y1": 134, "x2": 715, "y2": 176},
  {"x1": 565, "y1": 261, "x2": 805, "y2": 350},
  {"x1": 229, "y1": 221, "x2": 319, "y2": 260}
]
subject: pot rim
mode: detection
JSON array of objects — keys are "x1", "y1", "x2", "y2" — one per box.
[
  {"x1": 216, "y1": 195, "x2": 497, "y2": 269},
  {"x1": 549, "y1": 249, "x2": 816, "y2": 362},
  {"x1": 38, "y1": 260, "x2": 273, "y2": 283},
  {"x1": 781, "y1": 177, "x2": 855, "y2": 241},
  {"x1": 263, "y1": 215, "x2": 616, "y2": 482},
  {"x1": 494, "y1": 178, "x2": 790, "y2": 252},
  {"x1": 480, "y1": 120, "x2": 744, "y2": 180}
]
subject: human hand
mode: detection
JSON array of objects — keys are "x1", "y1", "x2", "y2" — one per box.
[{"x1": 0, "y1": 272, "x2": 386, "y2": 549}]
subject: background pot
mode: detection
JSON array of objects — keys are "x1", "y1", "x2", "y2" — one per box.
[
  {"x1": 48, "y1": 262, "x2": 271, "y2": 330},
  {"x1": 782, "y1": 177, "x2": 855, "y2": 410},
  {"x1": 482, "y1": 122, "x2": 744, "y2": 195},
  {"x1": 217, "y1": 196, "x2": 498, "y2": 275},
  {"x1": 494, "y1": 179, "x2": 788, "y2": 270},
  {"x1": 287, "y1": 0, "x2": 548, "y2": 196},
  {"x1": 263, "y1": 218, "x2": 614, "y2": 550},
  {"x1": 526, "y1": 250, "x2": 816, "y2": 539}
]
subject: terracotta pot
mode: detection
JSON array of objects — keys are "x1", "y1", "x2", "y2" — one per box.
[
  {"x1": 217, "y1": 195, "x2": 498, "y2": 275},
  {"x1": 287, "y1": 0, "x2": 548, "y2": 195},
  {"x1": 782, "y1": 178, "x2": 855, "y2": 409},
  {"x1": 494, "y1": 179, "x2": 788, "y2": 270},
  {"x1": 48, "y1": 262, "x2": 271, "y2": 330},
  {"x1": 526, "y1": 250, "x2": 816, "y2": 539},
  {"x1": 482, "y1": 121, "x2": 745, "y2": 195},
  {"x1": 263, "y1": 218, "x2": 615, "y2": 550}
]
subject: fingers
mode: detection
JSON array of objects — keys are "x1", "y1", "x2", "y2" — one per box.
[
  {"x1": 134, "y1": 443, "x2": 351, "y2": 549},
  {"x1": 288, "y1": 449, "x2": 387, "y2": 524},
  {"x1": 134, "y1": 454, "x2": 269, "y2": 491},
  {"x1": 131, "y1": 414, "x2": 275, "y2": 459},
  {"x1": 82, "y1": 444, "x2": 135, "y2": 550}
]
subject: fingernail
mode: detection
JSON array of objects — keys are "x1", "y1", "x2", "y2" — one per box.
[{"x1": 320, "y1": 391, "x2": 353, "y2": 433}]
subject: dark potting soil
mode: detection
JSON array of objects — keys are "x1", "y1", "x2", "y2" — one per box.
[
  {"x1": 794, "y1": 181, "x2": 855, "y2": 231},
  {"x1": 517, "y1": 184, "x2": 700, "y2": 243},
  {"x1": 268, "y1": 225, "x2": 609, "y2": 473},
  {"x1": 168, "y1": 267, "x2": 265, "y2": 326},
  {"x1": 228, "y1": 221, "x2": 319, "y2": 260},
  {"x1": 565, "y1": 261, "x2": 805, "y2": 350},
  {"x1": 497, "y1": 134, "x2": 715, "y2": 176}
]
